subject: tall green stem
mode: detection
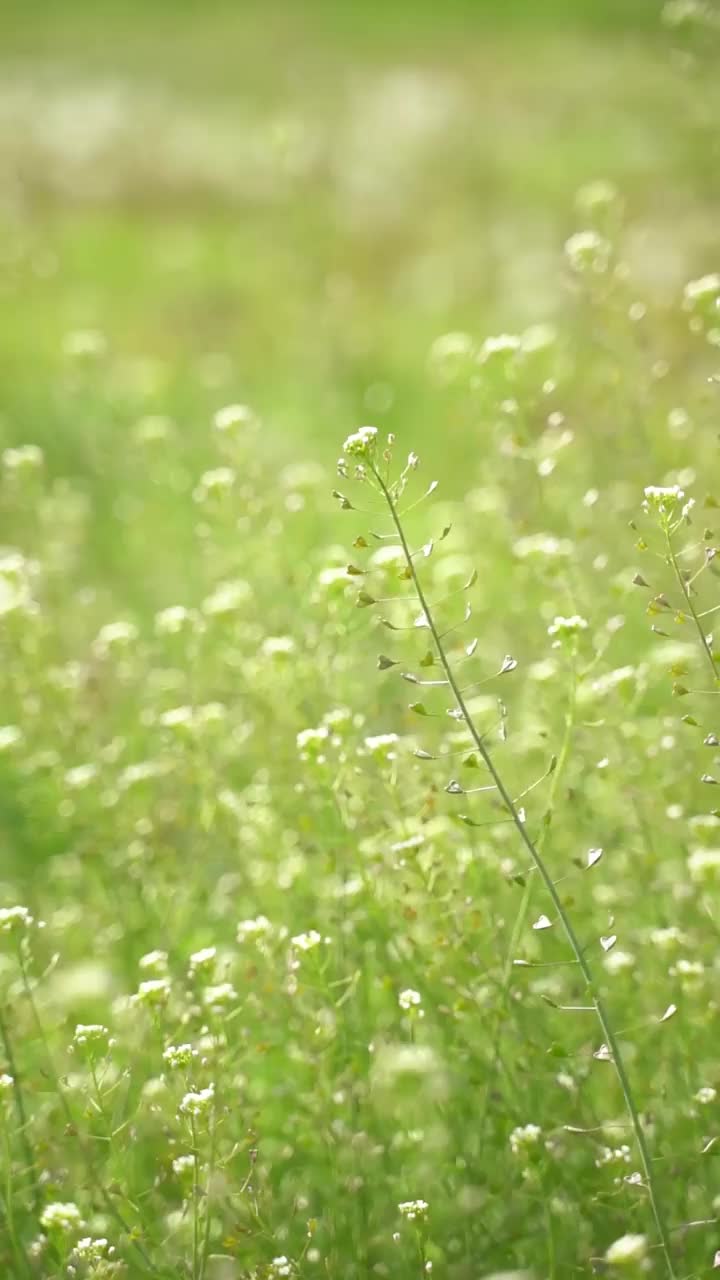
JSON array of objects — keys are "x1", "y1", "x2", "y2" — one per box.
[{"x1": 371, "y1": 464, "x2": 676, "y2": 1280}]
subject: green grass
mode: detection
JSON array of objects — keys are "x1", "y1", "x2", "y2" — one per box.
[{"x1": 1, "y1": 2, "x2": 720, "y2": 1277}]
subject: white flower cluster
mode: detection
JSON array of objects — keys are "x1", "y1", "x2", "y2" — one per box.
[
  {"x1": 342, "y1": 425, "x2": 378, "y2": 459},
  {"x1": 267, "y1": 1258, "x2": 293, "y2": 1278},
  {"x1": 291, "y1": 930, "x2": 323, "y2": 952},
  {"x1": 595, "y1": 1143, "x2": 631, "y2": 1167},
  {"x1": 71, "y1": 1236, "x2": 116, "y2": 1266},
  {"x1": 548, "y1": 614, "x2": 588, "y2": 639},
  {"x1": 398, "y1": 1199, "x2": 429, "y2": 1222},
  {"x1": 642, "y1": 484, "x2": 688, "y2": 520},
  {"x1": 398, "y1": 988, "x2": 423, "y2": 1013},
  {"x1": 688, "y1": 847, "x2": 720, "y2": 883},
  {"x1": 605, "y1": 1233, "x2": 647, "y2": 1266},
  {"x1": 0, "y1": 904, "x2": 34, "y2": 933},
  {"x1": 3, "y1": 444, "x2": 44, "y2": 473},
  {"x1": 178, "y1": 1083, "x2": 215, "y2": 1117},
  {"x1": 133, "y1": 977, "x2": 171, "y2": 1007},
  {"x1": 682, "y1": 272, "x2": 720, "y2": 311},
  {"x1": 509, "y1": 1123, "x2": 542, "y2": 1155},
  {"x1": 237, "y1": 915, "x2": 273, "y2": 942},
  {"x1": 363, "y1": 732, "x2": 400, "y2": 761},
  {"x1": 564, "y1": 229, "x2": 611, "y2": 274},
  {"x1": 40, "y1": 1201, "x2": 83, "y2": 1233},
  {"x1": 193, "y1": 466, "x2": 236, "y2": 503},
  {"x1": 72, "y1": 1023, "x2": 111, "y2": 1051},
  {"x1": 188, "y1": 945, "x2": 217, "y2": 973},
  {"x1": 163, "y1": 1043, "x2": 197, "y2": 1070},
  {"x1": 213, "y1": 403, "x2": 256, "y2": 434}
]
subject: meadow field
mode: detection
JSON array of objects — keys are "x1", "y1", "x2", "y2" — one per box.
[{"x1": 1, "y1": 2, "x2": 720, "y2": 1277}]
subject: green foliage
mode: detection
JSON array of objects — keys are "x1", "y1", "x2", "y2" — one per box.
[{"x1": 1, "y1": 3, "x2": 720, "y2": 1278}]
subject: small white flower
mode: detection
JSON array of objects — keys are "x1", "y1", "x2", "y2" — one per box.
[
  {"x1": 342, "y1": 425, "x2": 378, "y2": 459},
  {"x1": 670, "y1": 957, "x2": 705, "y2": 982},
  {"x1": 575, "y1": 179, "x2": 620, "y2": 218},
  {"x1": 642, "y1": 484, "x2": 685, "y2": 517},
  {"x1": 509, "y1": 1123, "x2": 542, "y2": 1155},
  {"x1": 513, "y1": 533, "x2": 573, "y2": 560},
  {"x1": 202, "y1": 579, "x2": 251, "y2": 617},
  {"x1": 213, "y1": 403, "x2": 256, "y2": 433},
  {"x1": 596, "y1": 1144, "x2": 632, "y2": 1167},
  {"x1": 133, "y1": 977, "x2": 171, "y2": 1007},
  {"x1": 428, "y1": 332, "x2": 475, "y2": 384},
  {"x1": 694, "y1": 1086, "x2": 717, "y2": 1105},
  {"x1": 564, "y1": 229, "x2": 611, "y2": 274},
  {"x1": 172, "y1": 1153, "x2": 196, "y2": 1176},
  {"x1": 291, "y1": 930, "x2": 322, "y2": 952},
  {"x1": 363, "y1": 732, "x2": 400, "y2": 760},
  {"x1": 237, "y1": 915, "x2": 273, "y2": 942},
  {"x1": 163, "y1": 1044, "x2": 197, "y2": 1070},
  {"x1": 65, "y1": 763, "x2": 98, "y2": 790},
  {"x1": 0, "y1": 725, "x2": 22, "y2": 752},
  {"x1": 0, "y1": 905, "x2": 33, "y2": 933},
  {"x1": 649, "y1": 925, "x2": 685, "y2": 950},
  {"x1": 92, "y1": 620, "x2": 138, "y2": 658},
  {"x1": 398, "y1": 988, "x2": 423, "y2": 1012},
  {"x1": 178, "y1": 1084, "x2": 215, "y2": 1117},
  {"x1": 193, "y1": 466, "x2": 236, "y2": 503},
  {"x1": 548, "y1": 614, "x2": 588, "y2": 638},
  {"x1": 3, "y1": 443, "x2": 44, "y2": 472},
  {"x1": 296, "y1": 725, "x2": 330, "y2": 761},
  {"x1": 40, "y1": 1201, "x2": 83, "y2": 1234},
  {"x1": 605, "y1": 1233, "x2": 648, "y2": 1267},
  {"x1": 188, "y1": 946, "x2": 217, "y2": 973},
  {"x1": 139, "y1": 949, "x2": 168, "y2": 973},
  {"x1": 268, "y1": 1257, "x2": 293, "y2": 1278},
  {"x1": 603, "y1": 949, "x2": 636, "y2": 976},
  {"x1": 398, "y1": 1199, "x2": 429, "y2": 1223},
  {"x1": 155, "y1": 605, "x2": 198, "y2": 636},
  {"x1": 159, "y1": 705, "x2": 195, "y2": 731},
  {"x1": 688, "y1": 847, "x2": 720, "y2": 884},
  {"x1": 203, "y1": 983, "x2": 237, "y2": 1008},
  {"x1": 478, "y1": 333, "x2": 521, "y2": 363},
  {"x1": 0, "y1": 1072, "x2": 14, "y2": 1093},
  {"x1": 261, "y1": 635, "x2": 295, "y2": 658},
  {"x1": 72, "y1": 1237, "x2": 115, "y2": 1265},
  {"x1": 73, "y1": 1024, "x2": 110, "y2": 1050},
  {"x1": 682, "y1": 272, "x2": 720, "y2": 310}
]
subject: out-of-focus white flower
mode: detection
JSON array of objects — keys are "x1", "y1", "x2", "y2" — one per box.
[
  {"x1": 605, "y1": 1233, "x2": 647, "y2": 1267},
  {"x1": 178, "y1": 1084, "x2": 215, "y2": 1117},
  {"x1": 564, "y1": 229, "x2": 611, "y2": 274},
  {"x1": 40, "y1": 1202, "x2": 83, "y2": 1234}
]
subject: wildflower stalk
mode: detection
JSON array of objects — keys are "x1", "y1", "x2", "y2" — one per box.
[
  {"x1": 0, "y1": 1002, "x2": 41, "y2": 1214},
  {"x1": 369, "y1": 461, "x2": 677, "y2": 1280},
  {"x1": 191, "y1": 1116, "x2": 200, "y2": 1280},
  {"x1": 664, "y1": 528, "x2": 718, "y2": 685},
  {"x1": 475, "y1": 665, "x2": 578, "y2": 1150},
  {"x1": 15, "y1": 946, "x2": 160, "y2": 1276}
]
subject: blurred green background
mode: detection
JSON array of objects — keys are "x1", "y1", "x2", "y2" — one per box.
[{"x1": 0, "y1": 0, "x2": 717, "y2": 612}]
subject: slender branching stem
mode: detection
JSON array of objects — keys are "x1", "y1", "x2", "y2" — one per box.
[
  {"x1": 371, "y1": 463, "x2": 677, "y2": 1280},
  {"x1": 16, "y1": 947, "x2": 159, "y2": 1276},
  {"x1": 665, "y1": 528, "x2": 718, "y2": 685},
  {"x1": 0, "y1": 1002, "x2": 41, "y2": 1214}
]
